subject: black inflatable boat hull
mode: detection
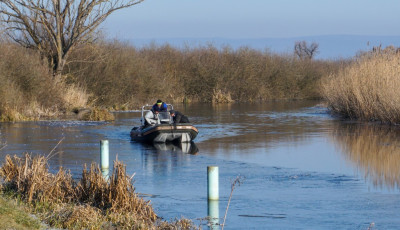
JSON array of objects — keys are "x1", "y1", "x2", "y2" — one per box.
[{"x1": 130, "y1": 124, "x2": 198, "y2": 143}]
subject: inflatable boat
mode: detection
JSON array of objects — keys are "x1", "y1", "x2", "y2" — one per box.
[{"x1": 130, "y1": 105, "x2": 198, "y2": 143}]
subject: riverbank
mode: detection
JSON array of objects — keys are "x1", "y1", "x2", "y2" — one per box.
[
  {"x1": 0, "y1": 154, "x2": 195, "y2": 229},
  {"x1": 2, "y1": 37, "x2": 399, "y2": 125},
  {"x1": 0, "y1": 39, "x2": 342, "y2": 122}
]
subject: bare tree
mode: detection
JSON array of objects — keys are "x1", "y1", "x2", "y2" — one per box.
[
  {"x1": 0, "y1": 0, "x2": 144, "y2": 76},
  {"x1": 294, "y1": 41, "x2": 319, "y2": 60}
]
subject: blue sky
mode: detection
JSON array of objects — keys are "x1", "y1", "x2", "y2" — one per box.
[{"x1": 104, "y1": 0, "x2": 400, "y2": 39}]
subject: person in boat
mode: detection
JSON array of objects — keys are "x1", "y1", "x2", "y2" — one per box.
[
  {"x1": 144, "y1": 109, "x2": 160, "y2": 127},
  {"x1": 152, "y1": 99, "x2": 168, "y2": 112},
  {"x1": 169, "y1": 110, "x2": 190, "y2": 124}
]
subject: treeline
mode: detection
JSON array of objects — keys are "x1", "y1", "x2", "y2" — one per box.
[
  {"x1": 0, "y1": 39, "x2": 343, "y2": 121},
  {"x1": 65, "y1": 41, "x2": 341, "y2": 105}
]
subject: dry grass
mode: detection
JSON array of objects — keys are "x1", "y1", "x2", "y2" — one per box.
[
  {"x1": 222, "y1": 175, "x2": 244, "y2": 230},
  {"x1": 79, "y1": 107, "x2": 115, "y2": 121},
  {"x1": 0, "y1": 153, "x2": 195, "y2": 229},
  {"x1": 0, "y1": 154, "x2": 76, "y2": 204},
  {"x1": 322, "y1": 50, "x2": 400, "y2": 124},
  {"x1": 212, "y1": 89, "x2": 234, "y2": 104},
  {"x1": 62, "y1": 83, "x2": 90, "y2": 110},
  {"x1": 0, "y1": 42, "x2": 91, "y2": 121},
  {"x1": 156, "y1": 218, "x2": 196, "y2": 230}
]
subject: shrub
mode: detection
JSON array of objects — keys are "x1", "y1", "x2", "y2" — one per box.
[
  {"x1": 0, "y1": 43, "x2": 90, "y2": 120},
  {"x1": 65, "y1": 42, "x2": 338, "y2": 107},
  {"x1": 1, "y1": 37, "x2": 341, "y2": 117}
]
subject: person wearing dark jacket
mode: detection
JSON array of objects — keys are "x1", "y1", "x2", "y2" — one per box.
[
  {"x1": 152, "y1": 99, "x2": 168, "y2": 112},
  {"x1": 169, "y1": 110, "x2": 190, "y2": 123}
]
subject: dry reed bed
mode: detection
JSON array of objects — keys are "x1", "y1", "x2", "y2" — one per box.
[
  {"x1": 330, "y1": 124, "x2": 400, "y2": 189},
  {"x1": 0, "y1": 43, "x2": 89, "y2": 121},
  {"x1": 0, "y1": 154, "x2": 193, "y2": 229},
  {"x1": 322, "y1": 51, "x2": 400, "y2": 124}
]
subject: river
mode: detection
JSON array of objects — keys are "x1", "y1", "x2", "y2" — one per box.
[{"x1": 0, "y1": 100, "x2": 399, "y2": 229}]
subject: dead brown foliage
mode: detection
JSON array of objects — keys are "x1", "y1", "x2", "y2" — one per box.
[
  {"x1": 79, "y1": 107, "x2": 115, "y2": 121},
  {"x1": 0, "y1": 154, "x2": 75, "y2": 204},
  {"x1": 0, "y1": 37, "x2": 342, "y2": 118},
  {"x1": 0, "y1": 42, "x2": 90, "y2": 121},
  {"x1": 156, "y1": 218, "x2": 195, "y2": 230},
  {"x1": 322, "y1": 51, "x2": 400, "y2": 124},
  {"x1": 65, "y1": 41, "x2": 340, "y2": 108},
  {"x1": 0, "y1": 153, "x2": 172, "y2": 229}
]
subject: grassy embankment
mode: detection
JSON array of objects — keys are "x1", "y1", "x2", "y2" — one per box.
[
  {"x1": 0, "y1": 153, "x2": 195, "y2": 229},
  {"x1": 0, "y1": 39, "x2": 341, "y2": 121},
  {"x1": 0, "y1": 194, "x2": 44, "y2": 229},
  {"x1": 322, "y1": 47, "x2": 400, "y2": 124}
]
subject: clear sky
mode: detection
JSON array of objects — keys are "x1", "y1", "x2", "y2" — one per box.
[{"x1": 103, "y1": 0, "x2": 400, "y2": 39}]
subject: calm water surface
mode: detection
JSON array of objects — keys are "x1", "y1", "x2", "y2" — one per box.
[{"x1": 1, "y1": 101, "x2": 400, "y2": 229}]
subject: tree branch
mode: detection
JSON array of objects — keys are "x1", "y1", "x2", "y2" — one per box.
[{"x1": 0, "y1": 0, "x2": 145, "y2": 75}]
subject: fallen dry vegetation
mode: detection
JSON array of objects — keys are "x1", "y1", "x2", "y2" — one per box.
[{"x1": 0, "y1": 153, "x2": 195, "y2": 229}]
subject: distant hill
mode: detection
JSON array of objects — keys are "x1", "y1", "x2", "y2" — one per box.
[{"x1": 127, "y1": 35, "x2": 400, "y2": 60}]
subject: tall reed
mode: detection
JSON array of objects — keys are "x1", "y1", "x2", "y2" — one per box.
[{"x1": 322, "y1": 50, "x2": 400, "y2": 124}]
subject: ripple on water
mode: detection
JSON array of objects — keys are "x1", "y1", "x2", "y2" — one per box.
[{"x1": 37, "y1": 120, "x2": 108, "y2": 127}]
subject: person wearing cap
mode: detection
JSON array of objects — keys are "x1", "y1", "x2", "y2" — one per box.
[
  {"x1": 169, "y1": 110, "x2": 190, "y2": 124},
  {"x1": 152, "y1": 99, "x2": 168, "y2": 112}
]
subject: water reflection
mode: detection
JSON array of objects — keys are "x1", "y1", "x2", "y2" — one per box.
[
  {"x1": 196, "y1": 103, "x2": 332, "y2": 155},
  {"x1": 149, "y1": 142, "x2": 199, "y2": 155},
  {"x1": 207, "y1": 200, "x2": 219, "y2": 230},
  {"x1": 331, "y1": 123, "x2": 400, "y2": 190},
  {"x1": 138, "y1": 142, "x2": 199, "y2": 176},
  {"x1": 2, "y1": 102, "x2": 400, "y2": 228}
]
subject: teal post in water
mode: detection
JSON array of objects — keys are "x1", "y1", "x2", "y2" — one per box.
[
  {"x1": 100, "y1": 140, "x2": 109, "y2": 169},
  {"x1": 208, "y1": 199, "x2": 220, "y2": 229},
  {"x1": 208, "y1": 166, "x2": 219, "y2": 229},
  {"x1": 207, "y1": 166, "x2": 219, "y2": 200}
]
